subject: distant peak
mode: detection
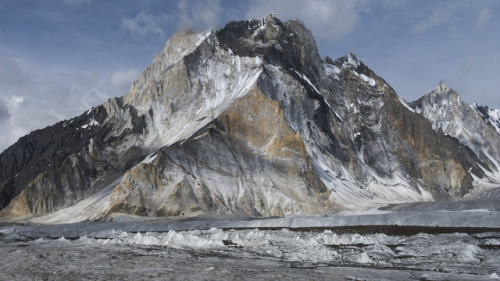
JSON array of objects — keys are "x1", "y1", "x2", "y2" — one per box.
[
  {"x1": 332, "y1": 53, "x2": 360, "y2": 69},
  {"x1": 259, "y1": 13, "x2": 279, "y2": 27},
  {"x1": 344, "y1": 53, "x2": 360, "y2": 68},
  {"x1": 434, "y1": 80, "x2": 451, "y2": 94}
]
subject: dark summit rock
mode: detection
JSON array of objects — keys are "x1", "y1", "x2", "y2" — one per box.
[{"x1": 216, "y1": 14, "x2": 323, "y2": 86}]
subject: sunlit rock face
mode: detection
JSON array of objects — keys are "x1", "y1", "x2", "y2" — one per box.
[{"x1": 1, "y1": 15, "x2": 499, "y2": 222}]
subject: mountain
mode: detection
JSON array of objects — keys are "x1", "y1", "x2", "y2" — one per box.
[
  {"x1": 1, "y1": 15, "x2": 499, "y2": 223},
  {"x1": 411, "y1": 81, "x2": 500, "y2": 184}
]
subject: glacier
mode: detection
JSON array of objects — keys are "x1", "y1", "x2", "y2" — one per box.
[{"x1": 1, "y1": 208, "x2": 500, "y2": 280}]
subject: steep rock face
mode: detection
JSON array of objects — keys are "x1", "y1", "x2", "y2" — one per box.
[
  {"x1": 1, "y1": 15, "x2": 498, "y2": 222},
  {"x1": 412, "y1": 81, "x2": 500, "y2": 183},
  {"x1": 318, "y1": 55, "x2": 477, "y2": 200},
  {"x1": 1, "y1": 98, "x2": 148, "y2": 217},
  {"x1": 215, "y1": 17, "x2": 461, "y2": 204},
  {"x1": 0, "y1": 106, "x2": 108, "y2": 210},
  {"x1": 1, "y1": 27, "x2": 262, "y2": 219},
  {"x1": 107, "y1": 87, "x2": 334, "y2": 218},
  {"x1": 382, "y1": 89, "x2": 477, "y2": 199}
]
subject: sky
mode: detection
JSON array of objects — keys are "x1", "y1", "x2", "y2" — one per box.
[{"x1": 0, "y1": 0, "x2": 499, "y2": 152}]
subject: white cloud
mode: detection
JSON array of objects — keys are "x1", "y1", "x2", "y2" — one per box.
[
  {"x1": 246, "y1": 0, "x2": 368, "y2": 42},
  {"x1": 0, "y1": 56, "x2": 146, "y2": 152},
  {"x1": 122, "y1": 11, "x2": 169, "y2": 37},
  {"x1": 476, "y1": 8, "x2": 492, "y2": 27},
  {"x1": 110, "y1": 69, "x2": 140, "y2": 96},
  {"x1": 0, "y1": 57, "x2": 117, "y2": 152},
  {"x1": 177, "y1": 0, "x2": 223, "y2": 29},
  {"x1": 411, "y1": 9, "x2": 455, "y2": 33}
]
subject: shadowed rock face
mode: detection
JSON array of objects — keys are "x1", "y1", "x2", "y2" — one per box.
[
  {"x1": 0, "y1": 106, "x2": 110, "y2": 210},
  {"x1": 0, "y1": 99, "x2": 148, "y2": 216},
  {"x1": 1, "y1": 15, "x2": 499, "y2": 222}
]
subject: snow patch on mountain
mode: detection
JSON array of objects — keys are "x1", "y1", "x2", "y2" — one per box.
[
  {"x1": 293, "y1": 70, "x2": 321, "y2": 95},
  {"x1": 81, "y1": 118, "x2": 99, "y2": 129},
  {"x1": 129, "y1": 32, "x2": 264, "y2": 151},
  {"x1": 323, "y1": 63, "x2": 340, "y2": 80},
  {"x1": 351, "y1": 70, "x2": 376, "y2": 87},
  {"x1": 358, "y1": 73, "x2": 376, "y2": 87},
  {"x1": 141, "y1": 152, "x2": 158, "y2": 164},
  {"x1": 399, "y1": 98, "x2": 415, "y2": 113}
]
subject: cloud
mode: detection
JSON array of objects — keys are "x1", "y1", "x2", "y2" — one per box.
[
  {"x1": 122, "y1": 11, "x2": 169, "y2": 37},
  {"x1": 476, "y1": 8, "x2": 492, "y2": 27},
  {"x1": 110, "y1": 69, "x2": 140, "y2": 96},
  {"x1": 0, "y1": 57, "x2": 116, "y2": 152},
  {"x1": 121, "y1": 1, "x2": 223, "y2": 38},
  {"x1": 411, "y1": 9, "x2": 455, "y2": 33},
  {"x1": 246, "y1": 0, "x2": 368, "y2": 42},
  {"x1": 177, "y1": 0, "x2": 223, "y2": 29},
  {"x1": 0, "y1": 56, "x2": 146, "y2": 151}
]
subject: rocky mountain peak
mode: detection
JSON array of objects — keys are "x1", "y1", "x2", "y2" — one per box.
[
  {"x1": 340, "y1": 53, "x2": 360, "y2": 69},
  {"x1": 434, "y1": 80, "x2": 452, "y2": 94},
  {"x1": 411, "y1": 82, "x2": 500, "y2": 184},
  {"x1": 1, "y1": 16, "x2": 499, "y2": 223},
  {"x1": 412, "y1": 81, "x2": 461, "y2": 113},
  {"x1": 264, "y1": 12, "x2": 278, "y2": 24},
  {"x1": 216, "y1": 16, "x2": 322, "y2": 85},
  {"x1": 426, "y1": 80, "x2": 461, "y2": 104},
  {"x1": 412, "y1": 81, "x2": 466, "y2": 127},
  {"x1": 328, "y1": 53, "x2": 379, "y2": 89}
]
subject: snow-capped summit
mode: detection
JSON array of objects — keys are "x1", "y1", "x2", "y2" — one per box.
[
  {"x1": 412, "y1": 82, "x2": 500, "y2": 184},
  {"x1": 433, "y1": 80, "x2": 451, "y2": 94},
  {"x1": 1, "y1": 16, "x2": 499, "y2": 224},
  {"x1": 417, "y1": 81, "x2": 461, "y2": 115},
  {"x1": 341, "y1": 53, "x2": 361, "y2": 69}
]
